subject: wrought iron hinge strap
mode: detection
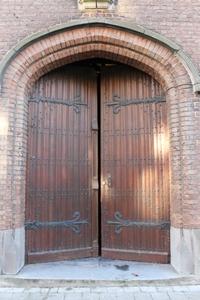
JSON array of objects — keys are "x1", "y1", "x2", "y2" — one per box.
[
  {"x1": 29, "y1": 95, "x2": 87, "y2": 113},
  {"x1": 106, "y1": 95, "x2": 166, "y2": 114},
  {"x1": 25, "y1": 211, "x2": 88, "y2": 234},
  {"x1": 107, "y1": 211, "x2": 170, "y2": 234}
]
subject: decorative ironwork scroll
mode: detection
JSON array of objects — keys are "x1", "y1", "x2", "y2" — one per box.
[
  {"x1": 25, "y1": 211, "x2": 88, "y2": 234},
  {"x1": 29, "y1": 95, "x2": 87, "y2": 113},
  {"x1": 107, "y1": 211, "x2": 170, "y2": 234},
  {"x1": 106, "y1": 95, "x2": 165, "y2": 114}
]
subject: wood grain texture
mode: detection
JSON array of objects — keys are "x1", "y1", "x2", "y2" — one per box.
[
  {"x1": 26, "y1": 66, "x2": 98, "y2": 263},
  {"x1": 26, "y1": 62, "x2": 170, "y2": 264},
  {"x1": 101, "y1": 65, "x2": 170, "y2": 263}
]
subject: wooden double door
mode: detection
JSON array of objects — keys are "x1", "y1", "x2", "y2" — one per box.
[{"x1": 25, "y1": 62, "x2": 170, "y2": 264}]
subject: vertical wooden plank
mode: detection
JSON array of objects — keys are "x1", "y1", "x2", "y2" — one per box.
[
  {"x1": 101, "y1": 65, "x2": 170, "y2": 263},
  {"x1": 25, "y1": 65, "x2": 98, "y2": 263}
]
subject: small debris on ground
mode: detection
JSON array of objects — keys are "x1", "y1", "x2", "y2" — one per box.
[{"x1": 115, "y1": 264, "x2": 129, "y2": 271}]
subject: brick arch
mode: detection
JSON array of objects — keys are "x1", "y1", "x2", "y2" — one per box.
[
  {"x1": 1, "y1": 26, "x2": 194, "y2": 96},
  {"x1": 0, "y1": 20, "x2": 200, "y2": 275}
]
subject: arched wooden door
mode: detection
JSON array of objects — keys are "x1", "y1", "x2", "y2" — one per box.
[
  {"x1": 101, "y1": 66, "x2": 170, "y2": 263},
  {"x1": 25, "y1": 63, "x2": 170, "y2": 263},
  {"x1": 25, "y1": 66, "x2": 99, "y2": 263}
]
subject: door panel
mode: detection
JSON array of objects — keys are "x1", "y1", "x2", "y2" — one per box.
[
  {"x1": 25, "y1": 66, "x2": 98, "y2": 263},
  {"x1": 26, "y1": 62, "x2": 170, "y2": 264},
  {"x1": 101, "y1": 66, "x2": 170, "y2": 263}
]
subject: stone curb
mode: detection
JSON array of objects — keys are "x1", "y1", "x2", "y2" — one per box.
[{"x1": 1, "y1": 276, "x2": 200, "y2": 288}]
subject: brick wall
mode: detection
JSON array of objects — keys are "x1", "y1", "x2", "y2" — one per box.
[
  {"x1": 0, "y1": 0, "x2": 200, "y2": 72},
  {"x1": 0, "y1": 1, "x2": 200, "y2": 231},
  {"x1": 1, "y1": 22, "x2": 200, "y2": 231},
  {"x1": 1, "y1": 0, "x2": 200, "y2": 275}
]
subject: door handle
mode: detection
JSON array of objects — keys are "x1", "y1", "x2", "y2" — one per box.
[
  {"x1": 107, "y1": 174, "x2": 112, "y2": 188},
  {"x1": 102, "y1": 174, "x2": 112, "y2": 188}
]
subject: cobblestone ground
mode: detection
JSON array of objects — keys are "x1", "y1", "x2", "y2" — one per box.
[{"x1": 1, "y1": 286, "x2": 200, "y2": 300}]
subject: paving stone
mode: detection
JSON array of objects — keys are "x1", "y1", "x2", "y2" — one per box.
[
  {"x1": 49, "y1": 288, "x2": 59, "y2": 293},
  {"x1": 64, "y1": 293, "x2": 83, "y2": 300},
  {"x1": 11, "y1": 293, "x2": 45, "y2": 300},
  {"x1": 188, "y1": 286, "x2": 200, "y2": 291},
  {"x1": 58, "y1": 288, "x2": 71, "y2": 293},
  {"x1": 98, "y1": 294, "x2": 116, "y2": 300},
  {"x1": 91, "y1": 287, "x2": 114, "y2": 293},
  {"x1": 172, "y1": 286, "x2": 190, "y2": 292},
  {"x1": 1, "y1": 286, "x2": 200, "y2": 300},
  {"x1": 156, "y1": 287, "x2": 173, "y2": 292},
  {"x1": 151, "y1": 292, "x2": 170, "y2": 300},
  {"x1": 167, "y1": 292, "x2": 189, "y2": 300},
  {"x1": 82, "y1": 293, "x2": 101, "y2": 300},
  {"x1": 134, "y1": 293, "x2": 153, "y2": 300},
  {"x1": 9, "y1": 288, "x2": 25, "y2": 293},
  {"x1": 116, "y1": 293, "x2": 135, "y2": 300},
  {"x1": 24, "y1": 288, "x2": 41, "y2": 293},
  {"x1": 45, "y1": 294, "x2": 65, "y2": 300},
  {"x1": 39, "y1": 288, "x2": 50, "y2": 293},
  {"x1": 0, "y1": 294, "x2": 13, "y2": 300},
  {"x1": 0, "y1": 288, "x2": 15, "y2": 293},
  {"x1": 74, "y1": 288, "x2": 91, "y2": 293},
  {"x1": 114, "y1": 291, "x2": 135, "y2": 300},
  {"x1": 140, "y1": 286, "x2": 157, "y2": 292},
  {"x1": 125, "y1": 287, "x2": 140, "y2": 293},
  {"x1": 187, "y1": 292, "x2": 200, "y2": 300}
]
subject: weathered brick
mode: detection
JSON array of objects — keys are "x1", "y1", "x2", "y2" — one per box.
[{"x1": 0, "y1": 2, "x2": 199, "y2": 234}]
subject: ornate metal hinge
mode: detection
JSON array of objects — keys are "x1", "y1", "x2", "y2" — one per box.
[
  {"x1": 107, "y1": 211, "x2": 170, "y2": 234},
  {"x1": 29, "y1": 95, "x2": 87, "y2": 113},
  {"x1": 106, "y1": 95, "x2": 165, "y2": 114},
  {"x1": 25, "y1": 211, "x2": 88, "y2": 234}
]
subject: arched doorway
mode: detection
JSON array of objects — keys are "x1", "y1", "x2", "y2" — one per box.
[
  {"x1": 25, "y1": 59, "x2": 170, "y2": 264},
  {"x1": 0, "y1": 20, "x2": 199, "y2": 275}
]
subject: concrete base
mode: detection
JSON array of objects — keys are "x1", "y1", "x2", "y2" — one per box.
[
  {"x1": 171, "y1": 226, "x2": 200, "y2": 275},
  {"x1": 16, "y1": 258, "x2": 179, "y2": 281},
  {"x1": 0, "y1": 227, "x2": 25, "y2": 275},
  {"x1": 1, "y1": 226, "x2": 200, "y2": 276}
]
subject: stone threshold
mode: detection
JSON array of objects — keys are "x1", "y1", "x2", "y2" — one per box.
[{"x1": 1, "y1": 276, "x2": 200, "y2": 288}]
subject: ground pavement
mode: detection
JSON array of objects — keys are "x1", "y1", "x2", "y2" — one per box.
[
  {"x1": 1, "y1": 259, "x2": 200, "y2": 299},
  {"x1": 1, "y1": 285, "x2": 200, "y2": 300}
]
